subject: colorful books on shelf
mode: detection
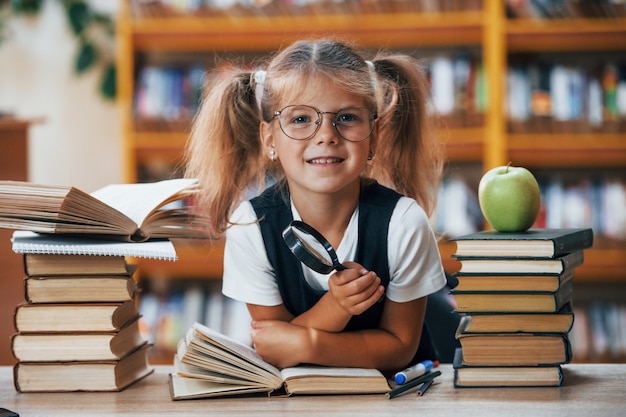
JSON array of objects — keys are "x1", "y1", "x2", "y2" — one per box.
[
  {"x1": 9, "y1": 232, "x2": 163, "y2": 392},
  {"x1": 450, "y1": 228, "x2": 593, "y2": 388},
  {"x1": 169, "y1": 322, "x2": 391, "y2": 400}
]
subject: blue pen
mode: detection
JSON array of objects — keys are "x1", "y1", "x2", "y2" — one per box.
[{"x1": 394, "y1": 360, "x2": 435, "y2": 385}]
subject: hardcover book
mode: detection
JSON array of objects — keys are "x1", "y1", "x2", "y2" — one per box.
[
  {"x1": 451, "y1": 279, "x2": 574, "y2": 313},
  {"x1": 456, "y1": 304, "x2": 575, "y2": 334},
  {"x1": 0, "y1": 178, "x2": 209, "y2": 242},
  {"x1": 453, "y1": 268, "x2": 574, "y2": 292},
  {"x1": 11, "y1": 318, "x2": 146, "y2": 362},
  {"x1": 13, "y1": 345, "x2": 153, "y2": 392},
  {"x1": 169, "y1": 322, "x2": 391, "y2": 399},
  {"x1": 454, "y1": 250, "x2": 584, "y2": 275},
  {"x1": 14, "y1": 300, "x2": 139, "y2": 333},
  {"x1": 451, "y1": 228, "x2": 593, "y2": 258},
  {"x1": 21, "y1": 253, "x2": 130, "y2": 276},
  {"x1": 452, "y1": 349, "x2": 564, "y2": 388},
  {"x1": 455, "y1": 320, "x2": 572, "y2": 366},
  {"x1": 23, "y1": 273, "x2": 137, "y2": 304}
]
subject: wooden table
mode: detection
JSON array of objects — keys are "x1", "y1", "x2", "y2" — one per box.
[{"x1": 1, "y1": 364, "x2": 624, "y2": 416}]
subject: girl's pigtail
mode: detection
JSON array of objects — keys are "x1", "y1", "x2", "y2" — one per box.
[
  {"x1": 185, "y1": 68, "x2": 265, "y2": 235},
  {"x1": 369, "y1": 55, "x2": 443, "y2": 216}
]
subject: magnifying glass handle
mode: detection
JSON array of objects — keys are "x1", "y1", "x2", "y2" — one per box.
[{"x1": 334, "y1": 263, "x2": 347, "y2": 271}]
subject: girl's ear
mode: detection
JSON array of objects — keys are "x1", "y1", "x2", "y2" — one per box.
[{"x1": 260, "y1": 121, "x2": 275, "y2": 158}]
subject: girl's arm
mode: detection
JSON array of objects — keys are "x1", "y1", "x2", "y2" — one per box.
[
  {"x1": 248, "y1": 296, "x2": 426, "y2": 371},
  {"x1": 248, "y1": 262, "x2": 385, "y2": 333}
]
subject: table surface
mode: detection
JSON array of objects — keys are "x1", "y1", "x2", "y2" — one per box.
[{"x1": 1, "y1": 364, "x2": 625, "y2": 417}]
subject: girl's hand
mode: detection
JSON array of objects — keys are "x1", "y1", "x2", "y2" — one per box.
[
  {"x1": 328, "y1": 261, "x2": 385, "y2": 316},
  {"x1": 250, "y1": 320, "x2": 312, "y2": 368}
]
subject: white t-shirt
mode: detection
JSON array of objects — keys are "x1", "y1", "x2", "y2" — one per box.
[{"x1": 222, "y1": 196, "x2": 446, "y2": 306}]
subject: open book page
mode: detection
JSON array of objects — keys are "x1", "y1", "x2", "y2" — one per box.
[
  {"x1": 12, "y1": 230, "x2": 178, "y2": 260},
  {"x1": 179, "y1": 338, "x2": 281, "y2": 387},
  {"x1": 189, "y1": 323, "x2": 282, "y2": 384},
  {"x1": 0, "y1": 178, "x2": 206, "y2": 241},
  {"x1": 169, "y1": 374, "x2": 274, "y2": 400},
  {"x1": 174, "y1": 351, "x2": 272, "y2": 387},
  {"x1": 90, "y1": 178, "x2": 198, "y2": 228},
  {"x1": 280, "y1": 366, "x2": 390, "y2": 395}
]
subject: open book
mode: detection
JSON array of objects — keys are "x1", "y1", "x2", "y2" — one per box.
[
  {"x1": 169, "y1": 323, "x2": 391, "y2": 399},
  {"x1": 0, "y1": 178, "x2": 210, "y2": 242}
]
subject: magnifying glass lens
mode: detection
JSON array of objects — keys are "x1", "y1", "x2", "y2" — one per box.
[{"x1": 282, "y1": 221, "x2": 346, "y2": 274}]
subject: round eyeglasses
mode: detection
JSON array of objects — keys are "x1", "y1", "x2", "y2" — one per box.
[{"x1": 272, "y1": 105, "x2": 377, "y2": 142}]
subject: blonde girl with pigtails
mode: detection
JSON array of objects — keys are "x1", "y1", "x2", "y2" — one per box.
[{"x1": 185, "y1": 38, "x2": 446, "y2": 372}]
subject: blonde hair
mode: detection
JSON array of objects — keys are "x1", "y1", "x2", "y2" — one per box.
[{"x1": 185, "y1": 38, "x2": 443, "y2": 235}]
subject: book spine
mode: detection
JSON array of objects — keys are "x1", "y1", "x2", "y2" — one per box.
[
  {"x1": 552, "y1": 228, "x2": 594, "y2": 257},
  {"x1": 561, "y1": 250, "x2": 584, "y2": 271}
]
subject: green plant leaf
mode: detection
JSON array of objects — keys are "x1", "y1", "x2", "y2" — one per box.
[
  {"x1": 10, "y1": 0, "x2": 43, "y2": 14},
  {"x1": 66, "y1": 1, "x2": 90, "y2": 35},
  {"x1": 100, "y1": 63, "x2": 116, "y2": 100},
  {"x1": 75, "y1": 40, "x2": 96, "y2": 74}
]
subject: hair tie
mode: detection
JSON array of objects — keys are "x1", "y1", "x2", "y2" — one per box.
[
  {"x1": 254, "y1": 70, "x2": 266, "y2": 108},
  {"x1": 365, "y1": 61, "x2": 377, "y2": 96}
]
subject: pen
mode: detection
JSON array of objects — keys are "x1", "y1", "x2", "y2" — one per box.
[
  {"x1": 416, "y1": 379, "x2": 435, "y2": 397},
  {"x1": 385, "y1": 370, "x2": 441, "y2": 399},
  {"x1": 394, "y1": 359, "x2": 437, "y2": 385}
]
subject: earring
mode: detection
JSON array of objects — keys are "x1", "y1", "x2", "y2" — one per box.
[
  {"x1": 368, "y1": 150, "x2": 374, "y2": 160},
  {"x1": 269, "y1": 149, "x2": 276, "y2": 161}
]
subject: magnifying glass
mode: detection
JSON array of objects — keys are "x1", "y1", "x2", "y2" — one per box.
[{"x1": 282, "y1": 220, "x2": 346, "y2": 274}]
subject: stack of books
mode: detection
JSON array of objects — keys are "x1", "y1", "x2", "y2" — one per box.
[
  {"x1": 8, "y1": 232, "x2": 182, "y2": 392},
  {"x1": 449, "y1": 228, "x2": 594, "y2": 388},
  {"x1": 0, "y1": 178, "x2": 210, "y2": 392}
]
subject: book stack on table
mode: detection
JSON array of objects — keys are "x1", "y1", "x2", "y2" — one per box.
[
  {"x1": 7, "y1": 232, "x2": 184, "y2": 392},
  {"x1": 0, "y1": 178, "x2": 214, "y2": 392},
  {"x1": 449, "y1": 228, "x2": 594, "y2": 388}
]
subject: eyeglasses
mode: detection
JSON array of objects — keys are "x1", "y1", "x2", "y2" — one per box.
[{"x1": 272, "y1": 105, "x2": 377, "y2": 142}]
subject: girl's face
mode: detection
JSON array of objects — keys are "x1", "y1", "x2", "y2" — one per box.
[{"x1": 261, "y1": 76, "x2": 374, "y2": 200}]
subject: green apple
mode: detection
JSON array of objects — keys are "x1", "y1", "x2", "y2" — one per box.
[{"x1": 478, "y1": 164, "x2": 541, "y2": 232}]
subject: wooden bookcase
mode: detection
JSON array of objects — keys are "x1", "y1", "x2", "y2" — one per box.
[
  {"x1": 116, "y1": 0, "x2": 626, "y2": 362},
  {"x1": 0, "y1": 118, "x2": 35, "y2": 365}
]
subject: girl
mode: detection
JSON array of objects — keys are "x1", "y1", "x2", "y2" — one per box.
[{"x1": 185, "y1": 38, "x2": 446, "y2": 372}]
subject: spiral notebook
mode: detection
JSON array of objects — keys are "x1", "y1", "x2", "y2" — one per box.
[{"x1": 11, "y1": 231, "x2": 178, "y2": 260}]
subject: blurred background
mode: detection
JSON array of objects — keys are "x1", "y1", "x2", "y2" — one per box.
[{"x1": 1, "y1": 0, "x2": 625, "y2": 366}]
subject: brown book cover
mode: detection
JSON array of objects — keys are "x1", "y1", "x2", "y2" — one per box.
[
  {"x1": 14, "y1": 300, "x2": 139, "y2": 333},
  {"x1": 23, "y1": 253, "x2": 130, "y2": 276},
  {"x1": 453, "y1": 268, "x2": 574, "y2": 292},
  {"x1": 11, "y1": 318, "x2": 146, "y2": 362},
  {"x1": 13, "y1": 344, "x2": 153, "y2": 393},
  {"x1": 453, "y1": 348, "x2": 563, "y2": 388},
  {"x1": 452, "y1": 279, "x2": 574, "y2": 313},
  {"x1": 455, "y1": 320, "x2": 572, "y2": 366},
  {"x1": 24, "y1": 273, "x2": 137, "y2": 304},
  {"x1": 456, "y1": 304, "x2": 574, "y2": 334}
]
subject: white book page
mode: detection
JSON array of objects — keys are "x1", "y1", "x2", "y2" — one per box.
[
  {"x1": 90, "y1": 178, "x2": 197, "y2": 226},
  {"x1": 12, "y1": 230, "x2": 178, "y2": 260}
]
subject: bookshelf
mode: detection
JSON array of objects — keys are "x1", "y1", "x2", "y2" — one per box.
[
  {"x1": 0, "y1": 118, "x2": 34, "y2": 365},
  {"x1": 116, "y1": 0, "x2": 626, "y2": 363}
]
